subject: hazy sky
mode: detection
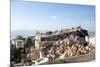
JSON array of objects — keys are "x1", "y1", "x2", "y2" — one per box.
[{"x1": 11, "y1": 0, "x2": 95, "y2": 32}]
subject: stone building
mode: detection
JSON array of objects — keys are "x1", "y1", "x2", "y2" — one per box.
[{"x1": 34, "y1": 27, "x2": 89, "y2": 49}]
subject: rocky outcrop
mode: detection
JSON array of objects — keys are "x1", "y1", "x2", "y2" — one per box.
[{"x1": 27, "y1": 48, "x2": 40, "y2": 60}]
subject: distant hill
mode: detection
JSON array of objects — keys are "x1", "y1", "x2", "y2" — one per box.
[
  {"x1": 11, "y1": 30, "x2": 47, "y2": 39},
  {"x1": 11, "y1": 30, "x2": 36, "y2": 39},
  {"x1": 11, "y1": 30, "x2": 95, "y2": 40}
]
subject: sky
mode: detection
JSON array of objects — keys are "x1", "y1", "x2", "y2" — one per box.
[{"x1": 11, "y1": 0, "x2": 95, "y2": 32}]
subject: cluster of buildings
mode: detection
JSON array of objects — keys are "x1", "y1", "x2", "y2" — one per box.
[
  {"x1": 35, "y1": 26, "x2": 89, "y2": 48},
  {"x1": 11, "y1": 26, "x2": 89, "y2": 49},
  {"x1": 10, "y1": 26, "x2": 95, "y2": 66}
]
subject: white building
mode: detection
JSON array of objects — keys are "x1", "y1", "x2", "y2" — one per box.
[
  {"x1": 35, "y1": 34, "x2": 41, "y2": 49},
  {"x1": 15, "y1": 40, "x2": 25, "y2": 48}
]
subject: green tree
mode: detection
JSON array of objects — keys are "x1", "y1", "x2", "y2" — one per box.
[
  {"x1": 25, "y1": 37, "x2": 32, "y2": 47},
  {"x1": 13, "y1": 48, "x2": 21, "y2": 63},
  {"x1": 45, "y1": 31, "x2": 53, "y2": 35},
  {"x1": 16, "y1": 35, "x2": 23, "y2": 40}
]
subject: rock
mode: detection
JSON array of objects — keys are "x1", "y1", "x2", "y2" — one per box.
[{"x1": 27, "y1": 49, "x2": 40, "y2": 60}]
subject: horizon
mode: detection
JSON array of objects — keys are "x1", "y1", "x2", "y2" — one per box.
[
  {"x1": 11, "y1": 27, "x2": 95, "y2": 32},
  {"x1": 11, "y1": 27, "x2": 95, "y2": 40}
]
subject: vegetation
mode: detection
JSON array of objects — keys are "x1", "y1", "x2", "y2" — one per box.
[
  {"x1": 45, "y1": 31, "x2": 53, "y2": 35},
  {"x1": 11, "y1": 48, "x2": 22, "y2": 63},
  {"x1": 16, "y1": 35, "x2": 24, "y2": 40},
  {"x1": 54, "y1": 59, "x2": 66, "y2": 64}
]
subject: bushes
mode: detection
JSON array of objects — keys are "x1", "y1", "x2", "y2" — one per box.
[
  {"x1": 12, "y1": 48, "x2": 22, "y2": 63},
  {"x1": 54, "y1": 59, "x2": 66, "y2": 64}
]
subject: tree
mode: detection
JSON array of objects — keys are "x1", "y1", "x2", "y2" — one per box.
[
  {"x1": 45, "y1": 31, "x2": 53, "y2": 35},
  {"x1": 25, "y1": 37, "x2": 32, "y2": 47},
  {"x1": 13, "y1": 48, "x2": 22, "y2": 63},
  {"x1": 24, "y1": 37, "x2": 33, "y2": 54},
  {"x1": 16, "y1": 35, "x2": 23, "y2": 40}
]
